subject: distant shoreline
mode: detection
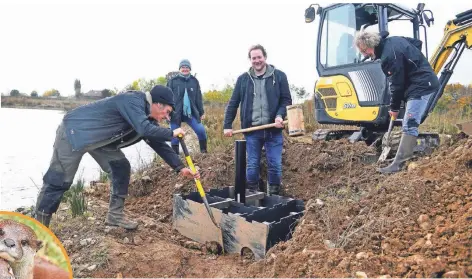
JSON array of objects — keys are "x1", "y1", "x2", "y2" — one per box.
[
  {"x1": 1, "y1": 96, "x2": 96, "y2": 111},
  {"x1": 1, "y1": 105, "x2": 68, "y2": 111}
]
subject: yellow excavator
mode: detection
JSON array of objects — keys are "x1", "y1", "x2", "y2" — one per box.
[{"x1": 304, "y1": 3, "x2": 472, "y2": 157}]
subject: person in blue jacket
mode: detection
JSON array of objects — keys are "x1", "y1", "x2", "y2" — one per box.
[
  {"x1": 167, "y1": 59, "x2": 208, "y2": 154},
  {"x1": 354, "y1": 30, "x2": 439, "y2": 173},
  {"x1": 223, "y1": 44, "x2": 292, "y2": 195},
  {"x1": 34, "y1": 85, "x2": 199, "y2": 229}
]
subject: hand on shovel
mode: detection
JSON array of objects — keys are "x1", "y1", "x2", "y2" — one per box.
[
  {"x1": 389, "y1": 110, "x2": 399, "y2": 120},
  {"x1": 180, "y1": 168, "x2": 200, "y2": 179},
  {"x1": 173, "y1": 128, "x2": 185, "y2": 138}
]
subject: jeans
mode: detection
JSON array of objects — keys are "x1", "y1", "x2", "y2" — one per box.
[
  {"x1": 245, "y1": 129, "x2": 283, "y2": 185},
  {"x1": 170, "y1": 116, "x2": 207, "y2": 145},
  {"x1": 403, "y1": 93, "x2": 433, "y2": 136}
]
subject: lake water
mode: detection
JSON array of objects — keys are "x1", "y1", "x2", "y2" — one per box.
[{"x1": 0, "y1": 108, "x2": 156, "y2": 211}]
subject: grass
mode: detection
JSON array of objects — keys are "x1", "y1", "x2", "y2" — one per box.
[
  {"x1": 99, "y1": 170, "x2": 109, "y2": 183},
  {"x1": 421, "y1": 106, "x2": 472, "y2": 135},
  {"x1": 199, "y1": 100, "x2": 470, "y2": 152},
  {"x1": 92, "y1": 248, "x2": 109, "y2": 269},
  {"x1": 62, "y1": 178, "x2": 88, "y2": 218},
  {"x1": 201, "y1": 105, "x2": 243, "y2": 152}
]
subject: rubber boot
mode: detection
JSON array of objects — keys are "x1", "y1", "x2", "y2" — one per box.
[
  {"x1": 246, "y1": 182, "x2": 259, "y2": 192},
  {"x1": 199, "y1": 139, "x2": 208, "y2": 153},
  {"x1": 105, "y1": 195, "x2": 138, "y2": 230},
  {"x1": 172, "y1": 144, "x2": 179, "y2": 155},
  {"x1": 378, "y1": 134, "x2": 417, "y2": 174},
  {"x1": 35, "y1": 211, "x2": 52, "y2": 228},
  {"x1": 268, "y1": 184, "x2": 280, "y2": 196}
]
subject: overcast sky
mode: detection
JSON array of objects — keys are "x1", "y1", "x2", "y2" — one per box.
[{"x1": 1, "y1": 0, "x2": 471, "y2": 96}]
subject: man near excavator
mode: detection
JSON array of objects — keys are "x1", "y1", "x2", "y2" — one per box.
[
  {"x1": 34, "y1": 85, "x2": 200, "y2": 229},
  {"x1": 354, "y1": 30, "x2": 439, "y2": 173},
  {"x1": 223, "y1": 44, "x2": 292, "y2": 195}
]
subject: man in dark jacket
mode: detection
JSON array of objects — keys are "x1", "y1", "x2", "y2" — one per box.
[
  {"x1": 167, "y1": 59, "x2": 207, "y2": 154},
  {"x1": 355, "y1": 30, "x2": 439, "y2": 173},
  {"x1": 34, "y1": 85, "x2": 199, "y2": 229},
  {"x1": 224, "y1": 44, "x2": 292, "y2": 195}
]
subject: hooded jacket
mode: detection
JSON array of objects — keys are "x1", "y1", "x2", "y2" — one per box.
[
  {"x1": 375, "y1": 36, "x2": 439, "y2": 111},
  {"x1": 249, "y1": 64, "x2": 276, "y2": 126},
  {"x1": 224, "y1": 65, "x2": 292, "y2": 130}
]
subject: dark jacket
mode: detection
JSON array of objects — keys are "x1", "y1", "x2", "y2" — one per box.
[
  {"x1": 375, "y1": 36, "x2": 439, "y2": 111},
  {"x1": 224, "y1": 65, "x2": 292, "y2": 130},
  {"x1": 167, "y1": 74, "x2": 204, "y2": 125},
  {"x1": 62, "y1": 91, "x2": 184, "y2": 172}
]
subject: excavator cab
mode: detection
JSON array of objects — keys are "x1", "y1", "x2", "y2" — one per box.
[
  {"x1": 305, "y1": 3, "x2": 430, "y2": 144},
  {"x1": 305, "y1": 3, "x2": 472, "y2": 152}
]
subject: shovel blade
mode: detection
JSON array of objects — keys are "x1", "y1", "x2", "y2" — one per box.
[
  {"x1": 378, "y1": 146, "x2": 391, "y2": 163},
  {"x1": 456, "y1": 121, "x2": 472, "y2": 136}
]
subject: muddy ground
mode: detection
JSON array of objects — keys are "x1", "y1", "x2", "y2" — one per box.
[{"x1": 50, "y1": 132, "x2": 471, "y2": 278}]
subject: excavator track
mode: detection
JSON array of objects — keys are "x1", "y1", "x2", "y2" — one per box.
[
  {"x1": 312, "y1": 127, "x2": 441, "y2": 162},
  {"x1": 379, "y1": 131, "x2": 441, "y2": 159},
  {"x1": 312, "y1": 129, "x2": 358, "y2": 141}
]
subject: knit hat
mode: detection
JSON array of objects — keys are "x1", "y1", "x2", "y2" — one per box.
[
  {"x1": 179, "y1": 59, "x2": 191, "y2": 70},
  {"x1": 150, "y1": 85, "x2": 175, "y2": 110}
]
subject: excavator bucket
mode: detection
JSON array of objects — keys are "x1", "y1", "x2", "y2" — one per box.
[{"x1": 456, "y1": 121, "x2": 472, "y2": 136}]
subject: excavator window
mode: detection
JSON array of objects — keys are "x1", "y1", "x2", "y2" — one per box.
[
  {"x1": 319, "y1": 3, "x2": 419, "y2": 69},
  {"x1": 319, "y1": 4, "x2": 357, "y2": 67}
]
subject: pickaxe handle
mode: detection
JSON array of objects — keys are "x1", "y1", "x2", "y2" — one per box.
[{"x1": 232, "y1": 120, "x2": 288, "y2": 135}]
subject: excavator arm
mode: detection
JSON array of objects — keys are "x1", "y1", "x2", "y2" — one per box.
[
  {"x1": 423, "y1": 9, "x2": 472, "y2": 120},
  {"x1": 430, "y1": 11, "x2": 472, "y2": 73}
]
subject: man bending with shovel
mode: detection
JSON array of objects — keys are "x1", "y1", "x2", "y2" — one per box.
[
  {"x1": 35, "y1": 85, "x2": 199, "y2": 229},
  {"x1": 223, "y1": 44, "x2": 292, "y2": 195}
]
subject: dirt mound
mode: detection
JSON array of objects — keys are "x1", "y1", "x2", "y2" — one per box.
[
  {"x1": 281, "y1": 137, "x2": 379, "y2": 200},
  {"x1": 58, "y1": 133, "x2": 471, "y2": 277},
  {"x1": 245, "y1": 136, "x2": 472, "y2": 278},
  {"x1": 91, "y1": 135, "x2": 379, "y2": 224},
  {"x1": 88, "y1": 144, "x2": 236, "y2": 223}
]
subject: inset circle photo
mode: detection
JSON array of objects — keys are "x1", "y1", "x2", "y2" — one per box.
[{"x1": 0, "y1": 211, "x2": 72, "y2": 279}]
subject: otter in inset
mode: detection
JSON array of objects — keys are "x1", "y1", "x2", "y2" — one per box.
[
  {"x1": 0, "y1": 219, "x2": 70, "y2": 279},
  {"x1": 0, "y1": 219, "x2": 42, "y2": 279},
  {"x1": 0, "y1": 258, "x2": 15, "y2": 279}
]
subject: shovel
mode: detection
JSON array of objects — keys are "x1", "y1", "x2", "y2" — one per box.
[
  {"x1": 177, "y1": 135, "x2": 220, "y2": 229},
  {"x1": 456, "y1": 120, "x2": 472, "y2": 136},
  {"x1": 378, "y1": 116, "x2": 395, "y2": 163}
]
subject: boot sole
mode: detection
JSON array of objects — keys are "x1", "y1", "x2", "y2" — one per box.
[{"x1": 105, "y1": 221, "x2": 138, "y2": 230}]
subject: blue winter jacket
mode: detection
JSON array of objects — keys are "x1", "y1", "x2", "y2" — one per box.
[{"x1": 62, "y1": 91, "x2": 184, "y2": 172}]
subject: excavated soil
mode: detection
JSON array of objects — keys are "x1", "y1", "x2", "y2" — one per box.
[{"x1": 52, "y1": 133, "x2": 471, "y2": 278}]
